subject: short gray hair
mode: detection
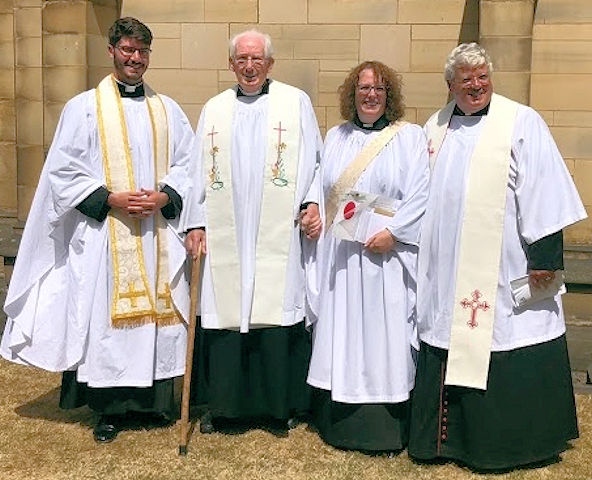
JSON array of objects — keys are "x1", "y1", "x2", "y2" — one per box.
[
  {"x1": 229, "y1": 30, "x2": 274, "y2": 59},
  {"x1": 444, "y1": 43, "x2": 493, "y2": 83}
]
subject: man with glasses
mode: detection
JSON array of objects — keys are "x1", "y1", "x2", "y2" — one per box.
[
  {"x1": 184, "y1": 29, "x2": 322, "y2": 435},
  {"x1": 1, "y1": 17, "x2": 195, "y2": 443},
  {"x1": 408, "y1": 42, "x2": 586, "y2": 470}
]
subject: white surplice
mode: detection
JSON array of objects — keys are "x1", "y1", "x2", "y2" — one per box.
[
  {"x1": 418, "y1": 104, "x2": 588, "y2": 353},
  {"x1": 0, "y1": 89, "x2": 195, "y2": 387},
  {"x1": 185, "y1": 84, "x2": 322, "y2": 332},
  {"x1": 307, "y1": 122, "x2": 430, "y2": 404}
]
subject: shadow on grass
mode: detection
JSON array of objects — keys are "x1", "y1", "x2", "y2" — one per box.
[{"x1": 13, "y1": 385, "x2": 95, "y2": 427}]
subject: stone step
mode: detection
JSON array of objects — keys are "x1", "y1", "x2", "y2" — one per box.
[
  {"x1": 564, "y1": 288, "x2": 592, "y2": 324},
  {"x1": 564, "y1": 289, "x2": 592, "y2": 384},
  {"x1": 564, "y1": 245, "x2": 592, "y2": 285}
]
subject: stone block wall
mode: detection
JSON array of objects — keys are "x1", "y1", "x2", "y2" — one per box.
[
  {"x1": 531, "y1": 0, "x2": 592, "y2": 244},
  {"x1": 121, "y1": 0, "x2": 587, "y2": 246},
  {"x1": 5, "y1": 0, "x2": 119, "y2": 227},
  {"x1": 0, "y1": 0, "x2": 590, "y2": 248},
  {"x1": 1, "y1": 1, "x2": 17, "y2": 219},
  {"x1": 122, "y1": 0, "x2": 479, "y2": 130}
]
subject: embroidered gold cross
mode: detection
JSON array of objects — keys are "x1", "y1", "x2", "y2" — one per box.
[
  {"x1": 157, "y1": 282, "x2": 172, "y2": 309},
  {"x1": 121, "y1": 282, "x2": 146, "y2": 308},
  {"x1": 274, "y1": 121, "x2": 286, "y2": 145},
  {"x1": 208, "y1": 124, "x2": 224, "y2": 190},
  {"x1": 272, "y1": 121, "x2": 288, "y2": 186},
  {"x1": 207, "y1": 126, "x2": 218, "y2": 149}
]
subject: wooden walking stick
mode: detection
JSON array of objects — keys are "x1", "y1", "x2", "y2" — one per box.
[{"x1": 179, "y1": 248, "x2": 202, "y2": 456}]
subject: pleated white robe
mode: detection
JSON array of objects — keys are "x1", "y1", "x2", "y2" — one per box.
[
  {"x1": 1, "y1": 90, "x2": 195, "y2": 388},
  {"x1": 307, "y1": 122, "x2": 430, "y2": 404}
]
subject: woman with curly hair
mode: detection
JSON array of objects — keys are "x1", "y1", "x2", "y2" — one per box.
[{"x1": 306, "y1": 61, "x2": 430, "y2": 454}]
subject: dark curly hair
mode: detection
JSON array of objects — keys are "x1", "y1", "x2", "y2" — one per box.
[
  {"x1": 339, "y1": 61, "x2": 404, "y2": 122},
  {"x1": 108, "y1": 17, "x2": 152, "y2": 47}
]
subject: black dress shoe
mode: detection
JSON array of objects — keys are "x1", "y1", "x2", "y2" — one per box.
[
  {"x1": 287, "y1": 417, "x2": 300, "y2": 429},
  {"x1": 288, "y1": 413, "x2": 310, "y2": 429},
  {"x1": 93, "y1": 415, "x2": 119, "y2": 443},
  {"x1": 151, "y1": 412, "x2": 173, "y2": 428},
  {"x1": 199, "y1": 411, "x2": 215, "y2": 434},
  {"x1": 266, "y1": 419, "x2": 288, "y2": 438}
]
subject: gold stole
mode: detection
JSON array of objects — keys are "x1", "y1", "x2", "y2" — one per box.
[
  {"x1": 202, "y1": 81, "x2": 301, "y2": 329},
  {"x1": 96, "y1": 75, "x2": 179, "y2": 328},
  {"x1": 325, "y1": 121, "x2": 408, "y2": 228},
  {"x1": 426, "y1": 93, "x2": 519, "y2": 389}
]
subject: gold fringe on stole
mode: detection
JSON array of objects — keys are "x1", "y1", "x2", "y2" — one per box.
[
  {"x1": 145, "y1": 84, "x2": 181, "y2": 327},
  {"x1": 96, "y1": 75, "x2": 180, "y2": 328}
]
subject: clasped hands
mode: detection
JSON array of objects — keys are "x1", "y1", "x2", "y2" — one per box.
[{"x1": 107, "y1": 188, "x2": 169, "y2": 218}]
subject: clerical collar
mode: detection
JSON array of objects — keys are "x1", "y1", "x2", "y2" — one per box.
[
  {"x1": 236, "y1": 79, "x2": 270, "y2": 97},
  {"x1": 353, "y1": 114, "x2": 390, "y2": 131},
  {"x1": 453, "y1": 103, "x2": 490, "y2": 116},
  {"x1": 115, "y1": 79, "x2": 145, "y2": 98}
]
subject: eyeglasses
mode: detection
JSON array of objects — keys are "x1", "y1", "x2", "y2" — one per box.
[
  {"x1": 115, "y1": 45, "x2": 152, "y2": 57},
  {"x1": 454, "y1": 73, "x2": 490, "y2": 86},
  {"x1": 233, "y1": 56, "x2": 266, "y2": 67},
  {"x1": 357, "y1": 84, "x2": 388, "y2": 95}
]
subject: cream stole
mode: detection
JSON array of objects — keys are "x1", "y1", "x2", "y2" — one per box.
[
  {"x1": 426, "y1": 93, "x2": 519, "y2": 390},
  {"x1": 202, "y1": 81, "x2": 301, "y2": 330},
  {"x1": 96, "y1": 75, "x2": 179, "y2": 328},
  {"x1": 325, "y1": 121, "x2": 408, "y2": 228}
]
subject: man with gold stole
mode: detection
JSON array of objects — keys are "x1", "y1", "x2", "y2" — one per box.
[
  {"x1": 408, "y1": 43, "x2": 587, "y2": 470},
  {"x1": 184, "y1": 29, "x2": 322, "y2": 435},
  {"x1": 0, "y1": 17, "x2": 195, "y2": 443}
]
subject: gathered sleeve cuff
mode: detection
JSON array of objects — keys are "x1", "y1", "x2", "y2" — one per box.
[
  {"x1": 160, "y1": 184, "x2": 182, "y2": 219},
  {"x1": 75, "y1": 186, "x2": 111, "y2": 222},
  {"x1": 525, "y1": 230, "x2": 564, "y2": 271}
]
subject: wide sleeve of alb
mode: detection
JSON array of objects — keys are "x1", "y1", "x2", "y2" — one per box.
[
  {"x1": 513, "y1": 106, "x2": 587, "y2": 244},
  {"x1": 385, "y1": 123, "x2": 430, "y2": 247},
  {"x1": 158, "y1": 96, "x2": 196, "y2": 215},
  {"x1": 48, "y1": 92, "x2": 105, "y2": 220},
  {"x1": 182, "y1": 107, "x2": 208, "y2": 232}
]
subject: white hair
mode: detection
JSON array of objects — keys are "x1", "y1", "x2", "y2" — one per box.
[
  {"x1": 444, "y1": 42, "x2": 493, "y2": 83},
  {"x1": 229, "y1": 29, "x2": 274, "y2": 59}
]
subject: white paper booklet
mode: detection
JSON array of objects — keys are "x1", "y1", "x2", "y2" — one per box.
[
  {"x1": 510, "y1": 271, "x2": 566, "y2": 309},
  {"x1": 332, "y1": 190, "x2": 396, "y2": 243}
]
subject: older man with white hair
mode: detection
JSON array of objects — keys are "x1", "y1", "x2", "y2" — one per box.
[
  {"x1": 184, "y1": 29, "x2": 322, "y2": 435},
  {"x1": 408, "y1": 42, "x2": 587, "y2": 470}
]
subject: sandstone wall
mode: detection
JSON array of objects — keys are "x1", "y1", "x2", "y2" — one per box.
[{"x1": 1, "y1": 0, "x2": 590, "y2": 246}]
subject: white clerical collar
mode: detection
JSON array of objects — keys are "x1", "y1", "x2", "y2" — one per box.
[
  {"x1": 114, "y1": 78, "x2": 144, "y2": 94},
  {"x1": 353, "y1": 114, "x2": 390, "y2": 131},
  {"x1": 236, "y1": 79, "x2": 271, "y2": 97},
  {"x1": 240, "y1": 88, "x2": 261, "y2": 96},
  {"x1": 453, "y1": 104, "x2": 490, "y2": 116}
]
